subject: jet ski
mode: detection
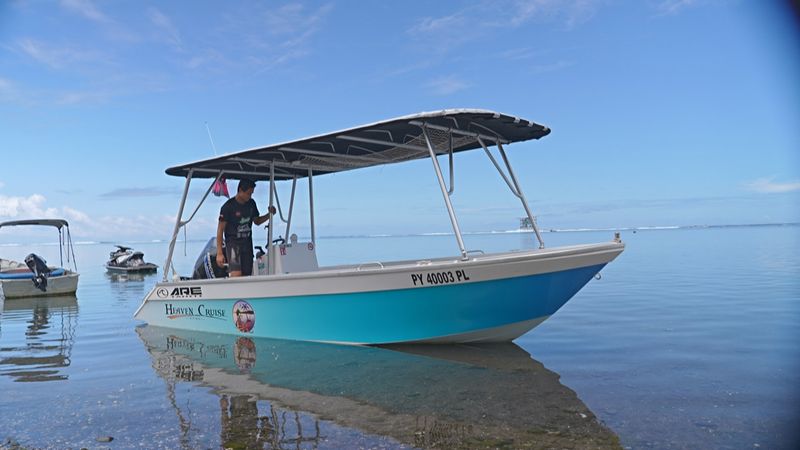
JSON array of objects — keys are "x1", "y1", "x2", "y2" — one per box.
[{"x1": 105, "y1": 245, "x2": 158, "y2": 274}]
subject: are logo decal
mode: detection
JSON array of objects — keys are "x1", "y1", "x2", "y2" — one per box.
[{"x1": 163, "y1": 286, "x2": 203, "y2": 298}]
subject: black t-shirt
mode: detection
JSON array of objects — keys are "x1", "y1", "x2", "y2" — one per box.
[{"x1": 219, "y1": 198, "x2": 260, "y2": 243}]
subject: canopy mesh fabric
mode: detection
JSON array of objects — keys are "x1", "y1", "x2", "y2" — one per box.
[{"x1": 165, "y1": 109, "x2": 550, "y2": 181}]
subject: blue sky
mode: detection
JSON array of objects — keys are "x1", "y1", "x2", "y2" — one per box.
[{"x1": 1, "y1": 0, "x2": 798, "y2": 241}]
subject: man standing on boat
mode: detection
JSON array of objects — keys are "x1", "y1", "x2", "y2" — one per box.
[{"x1": 216, "y1": 179, "x2": 276, "y2": 277}]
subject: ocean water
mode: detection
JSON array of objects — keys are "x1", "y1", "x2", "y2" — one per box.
[{"x1": 0, "y1": 225, "x2": 798, "y2": 449}]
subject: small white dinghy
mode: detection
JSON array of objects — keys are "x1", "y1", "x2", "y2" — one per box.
[{"x1": 0, "y1": 219, "x2": 79, "y2": 299}]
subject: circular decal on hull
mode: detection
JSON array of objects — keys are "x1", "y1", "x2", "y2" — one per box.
[{"x1": 232, "y1": 300, "x2": 255, "y2": 333}]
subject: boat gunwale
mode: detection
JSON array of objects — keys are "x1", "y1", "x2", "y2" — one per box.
[{"x1": 153, "y1": 240, "x2": 623, "y2": 288}]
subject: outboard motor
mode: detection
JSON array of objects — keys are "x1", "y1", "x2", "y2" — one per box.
[
  {"x1": 192, "y1": 238, "x2": 228, "y2": 280},
  {"x1": 254, "y1": 246, "x2": 267, "y2": 275},
  {"x1": 24, "y1": 253, "x2": 51, "y2": 292}
]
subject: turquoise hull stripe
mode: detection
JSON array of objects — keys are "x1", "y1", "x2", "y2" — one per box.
[
  {"x1": 153, "y1": 263, "x2": 606, "y2": 343},
  {"x1": 0, "y1": 268, "x2": 65, "y2": 279}
]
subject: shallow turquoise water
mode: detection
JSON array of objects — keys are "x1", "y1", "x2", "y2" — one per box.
[{"x1": 1, "y1": 225, "x2": 798, "y2": 449}]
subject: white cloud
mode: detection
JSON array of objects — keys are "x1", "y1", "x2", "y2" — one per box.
[
  {"x1": 60, "y1": 0, "x2": 111, "y2": 24},
  {"x1": 4, "y1": 43, "x2": 167, "y2": 106},
  {"x1": 56, "y1": 90, "x2": 113, "y2": 105},
  {"x1": 745, "y1": 177, "x2": 800, "y2": 194},
  {"x1": 16, "y1": 38, "x2": 104, "y2": 70},
  {"x1": 408, "y1": 11, "x2": 468, "y2": 35},
  {"x1": 0, "y1": 78, "x2": 35, "y2": 105},
  {"x1": 0, "y1": 193, "x2": 183, "y2": 240},
  {"x1": 426, "y1": 75, "x2": 470, "y2": 95},
  {"x1": 161, "y1": 2, "x2": 335, "y2": 75},
  {"x1": 656, "y1": 0, "x2": 699, "y2": 15},
  {"x1": 0, "y1": 181, "x2": 5, "y2": 189},
  {"x1": 262, "y1": 2, "x2": 333, "y2": 36},
  {"x1": 0, "y1": 194, "x2": 60, "y2": 218},
  {"x1": 499, "y1": 47, "x2": 543, "y2": 61},
  {"x1": 59, "y1": 0, "x2": 138, "y2": 42},
  {"x1": 148, "y1": 7, "x2": 182, "y2": 50},
  {"x1": 61, "y1": 206, "x2": 90, "y2": 224},
  {"x1": 408, "y1": 0, "x2": 605, "y2": 52},
  {"x1": 530, "y1": 60, "x2": 576, "y2": 74},
  {"x1": 6, "y1": 2, "x2": 332, "y2": 106},
  {"x1": 0, "y1": 78, "x2": 14, "y2": 99},
  {"x1": 209, "y1": 2, "x2": 334, "y2": 73}
]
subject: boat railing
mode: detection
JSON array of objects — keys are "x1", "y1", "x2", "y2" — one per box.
[{"x1": 160, "y1": 111, "x2": 551, "y2": 280}]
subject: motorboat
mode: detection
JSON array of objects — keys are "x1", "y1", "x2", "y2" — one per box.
[
  {"x1": 105, "y1": 245, "x2": 158, "y2": 274},
  {"x1": 137, "y1": 325, "x2": 620, "y2": 448},
  {"x1": 134, "y1": 109, "x2": 624, "y2": 344},
  {"x1": 0, "y1": 219, "x2": 79, "y2": 299}
]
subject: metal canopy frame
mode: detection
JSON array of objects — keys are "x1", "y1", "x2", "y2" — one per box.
[
  {"x1": 161, "y1": 110, "x2": 548, "y2": 278},
  {"x1": 0, "y1": 219, "x2": 78, "y2": 271}
]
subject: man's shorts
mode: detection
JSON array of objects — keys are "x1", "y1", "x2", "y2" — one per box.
[{"x1": 225, "y1": 240, "x2": 254, "y2": 276}]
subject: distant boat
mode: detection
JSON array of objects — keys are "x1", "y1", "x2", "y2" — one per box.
[
  {"x1": 0, "y1": 219, "x2": 79, "y2": 299},
  {"x1": 105, "y1": 245, "x2": 158, "y2": 274},
  {"x1": 520, "y1": 216, "x2": 535, "y2": 229},
  {"x1": 134, "y1": 109, "x2": 624, "y2": 344}
]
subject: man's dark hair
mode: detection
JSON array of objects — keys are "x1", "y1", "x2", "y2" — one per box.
[{"x1": 238, "y1": 179, "x2": 256, "y2": 192}]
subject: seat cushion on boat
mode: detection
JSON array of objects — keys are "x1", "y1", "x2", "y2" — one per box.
[{"x1": 0, "y1": 268, "x2": 66, "y2": 279}]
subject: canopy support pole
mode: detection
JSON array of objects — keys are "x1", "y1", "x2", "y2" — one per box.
[
  {"x1": 69, "y1": 227, "x2": 77, "y2": 271},
  {"x1": 268, "y1": 163, "x2": 275, "y2": 274},
  {"x1": 163, "y1": 170, "x2": 193, "y2": 281},
  {"x1": 285, "y1": 177, "x2": 297, "y2": 240},
  {"x1": 422, "y1": 125, "x2": 468, "y2": 260},
  {"x1": 477, "y1": 137, "x2": 545, "y2": 248},
  {"x1": 58, "y1": 228, "x2": 64, "y2": 267},
  {"x1": 500, "y1": 141, "x2": 544, "y2": 249},
  {"x1": 447, "y1": 133, "x2": 455, "y2": 194},
  {"x1": 308, "y1": 168, "x2": 316, "y2": 245}
]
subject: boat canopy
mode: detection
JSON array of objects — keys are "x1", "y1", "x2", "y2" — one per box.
[
  {"x1": 165, "y1": 109, "x2": 550, "y2": 181},
  {"x1": 0, "y1": 219, "x2": 70, "y2": 230}
]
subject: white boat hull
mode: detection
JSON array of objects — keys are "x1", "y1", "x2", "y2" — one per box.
[
  {"x1": 134, "y1": 242, "x2": 623, "y2": 344},
  {"x1": 105, "y1": 263, "x2": 158, "y2": 274},
  {"x1": 0, "y1": 272, "x2": 79, "y2": 299}
]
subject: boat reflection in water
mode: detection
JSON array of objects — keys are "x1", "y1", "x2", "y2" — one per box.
[
  {"x1": 105, "y1": 271, "x2": 152, "y2": 283},
  {"x1": 0, "y1": 295, "x2": 78, "y2": 382},
  {"x1": 137, "y1": 326, "x2": 620, "y2": 449}
]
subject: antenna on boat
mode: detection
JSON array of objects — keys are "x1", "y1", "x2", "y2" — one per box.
[{"x1": 205, "y1": 121, "x2": 218, "y2": 155}]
